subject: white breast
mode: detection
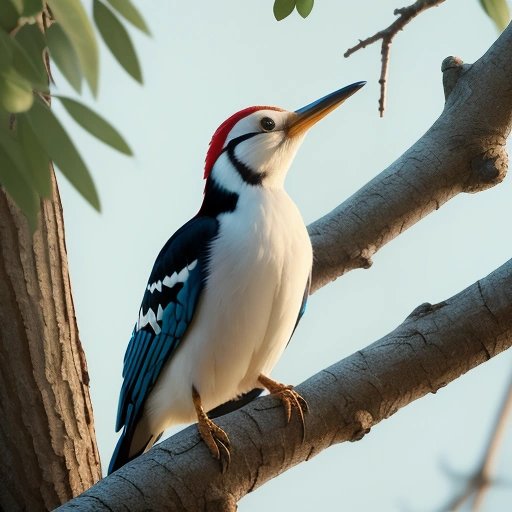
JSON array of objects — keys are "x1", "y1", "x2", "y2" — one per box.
[{"x1": 144, "y1": 187, "x2": 312, "y2": 432}]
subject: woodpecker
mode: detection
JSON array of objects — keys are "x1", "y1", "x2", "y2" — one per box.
[{"x1": 108, "y1": 81, "x2": 366, "y2": 474}]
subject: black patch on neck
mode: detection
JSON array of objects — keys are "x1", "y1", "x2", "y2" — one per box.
[
  {"x1": 197, "y1": 177, "x2": 238, "y2": 217},
  {"x1": 225, "y1": 133, "x2": 266, "y2": 186}
]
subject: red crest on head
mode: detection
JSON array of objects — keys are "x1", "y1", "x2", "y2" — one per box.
[{"x1": 204, "y1": 106, "x2": 282, "y2": 179}]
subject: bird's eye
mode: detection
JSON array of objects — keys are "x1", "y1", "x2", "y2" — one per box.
[{"x1": 260, "y1": 117, "x2": 275, "y2": 132}]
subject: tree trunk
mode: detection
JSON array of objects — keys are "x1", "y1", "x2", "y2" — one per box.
[{"x1": 0, "y1": 171, "x2": 101, "y2": 511}]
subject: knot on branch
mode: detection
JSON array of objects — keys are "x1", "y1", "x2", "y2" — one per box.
[
  {"x1": 350, "y1": 247, "x2": 374, "y2": 269},
  {"x1": 205, "y1": 487, "x2": 237, "y2": 512},
  {"x1": 406, "y1": 301, "x2": 446, "y2": 319},
  {"x1": 463, "y1": 146, "x2": 508, "y2": 193},
  {"x1": 441, "y1": 56, "x2": 471, "y2": 100},
  {"x1": 350, "y1": 409, "x2": 374, "y2": 441}
]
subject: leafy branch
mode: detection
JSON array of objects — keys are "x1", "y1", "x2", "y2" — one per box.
[{"x1": 0, "y1": 0, "x2": 149, "y2": 230}]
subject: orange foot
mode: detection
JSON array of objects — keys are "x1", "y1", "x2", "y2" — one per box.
[
  {"x1": 258, "y1": 374, "x2": 308, "y2": 435},
  {"x1": 192, "y1": 386, "x2": 231, "y2": 472}
]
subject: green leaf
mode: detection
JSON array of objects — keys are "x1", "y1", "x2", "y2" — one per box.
[
  {"x1": 106, "y1": 0, "x2": 150, "y2": 35},
  {"x1": 0, "y1": 29, "x2": 13, "y2": 71},
  {"x1": 93, "y1": 0, "x2": 142, "y2": 83},
  {"x1": 8, "y1": 0, "x2": 23, "y2": 13},
  {"x1": 17, "y1": 114, "x2": 51, "y2": 198},
  {"x1": 0, "y1": 0, "x2": 19, "y2": 32},
  {"x1": 0, "y1": 68, "x2": 33, "y2": 112},
  {"x1": 296, "y1": 0, "x2": 314, "y2": 18},
  {"x1": 46, "y1": 0, "x2": 99, "y2": 95},
  {"x1": 273, "y1": 0, "x2": 296, "y2": 20},
  {"x1": 479, "y1": 0, "x2": 510, "y2": 31},
  {"x1": 26, "y1": 98, "x2": 100, "y2": 210},
  {"x1": 15, "y1": 24, "x2": 47, "y2": 83},
  {"x1": 57, "y1": 96, "x2": 132, "y2": 155},
  {"x1": 0, "y1": 29, "x2": 48, "y2": 90},
  {"x1": 0, "y1": 137, "x2": 39, "y2": 231},
  {"x1": 22, "y1": 0, "x2": 43, "y2": 17},
  {"x1": 46, "y1": 23, "x2": 82, "y2": 93}
]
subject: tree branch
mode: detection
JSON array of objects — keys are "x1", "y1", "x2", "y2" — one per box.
[
  {"x1": 345, "y1": 0, "x2": 447, "y2": 115},
  {"x1": 53, "y1": 17, "x2": 512, "y2": 511},
  {"x1": 312, "y1": 21, "x2": 512, "y2": 293},
  {"x1": 442, "y1": 373, "x2": 512, "y2": 511},
  {"x1": 57, "y1": 257, "x2": 512, "y2": 511}
]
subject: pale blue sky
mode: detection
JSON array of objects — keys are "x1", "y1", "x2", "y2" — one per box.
[{"x1": 53, "y1": 1, "x2": 511, "y2": 509}]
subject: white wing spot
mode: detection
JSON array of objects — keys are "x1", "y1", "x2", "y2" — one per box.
[
  {"x1": 177, "y1": 266, "x2": 189, "y2": 283},
  {"x1": 139, "y1": 259, "x2": 198, "y2": 333},
  {"x1": 136, "y1": 307, "x2": 161, "y2": 334}
]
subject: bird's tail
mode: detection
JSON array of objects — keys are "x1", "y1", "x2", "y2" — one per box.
[{"x1": 108, "y1": 419, "x2": 161, "y2": 475}]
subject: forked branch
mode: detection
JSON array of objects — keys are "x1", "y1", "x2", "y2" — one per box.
[{"x1": 344, "y1": 0, "x2": 446, "y2": 116}]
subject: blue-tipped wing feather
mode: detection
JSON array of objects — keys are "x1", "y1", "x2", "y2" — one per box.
[{"x1": 110, "y1": 217, "x2": 218, "y2": 474}]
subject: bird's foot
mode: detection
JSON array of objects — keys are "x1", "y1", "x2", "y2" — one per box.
[
  {"x1": 192, "y1": 386, "x2": 231, "y2": 472},
  {"x1": 258, "y1": 374, "x2": 308, "y2": 434}
]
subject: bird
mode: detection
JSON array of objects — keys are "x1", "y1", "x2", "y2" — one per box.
[{"x1": 108, "y1": 81, "x2": 366, "y2": 474}]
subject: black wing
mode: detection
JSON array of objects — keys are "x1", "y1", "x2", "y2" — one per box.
[{"x1": 115, "y1": 216, "x2": 218, "y2": 434}]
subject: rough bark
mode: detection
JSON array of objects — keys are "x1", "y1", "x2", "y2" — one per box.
[
  {"x1": 56, "y1": 257, "x2": 512, "y2": 511},
  {"x1": 0, "y1": 172, "x2": 101, "y2": 511},
  {"x1": 309, "y1": 21, "x2": 512, "y2": 292}
]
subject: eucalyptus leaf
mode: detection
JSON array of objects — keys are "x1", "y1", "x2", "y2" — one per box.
[
  {"x1": 0, "y1": 29, "x2": 48, "y2": 90},
  {"x1": 93, "y1": 0, "x2": 142, "y2": 83},
  {"x1": 0, "y1": 29, "x2": 13, "y2": 71},
  {"x1": 15, "y1": 24, "x2": 47, "y2": 82},
  {"x1": 46, "y1": 0, "x2": 99, "y2": 95},
  {"x1": 46, "y1": 23, "x2": 82, "y2": 93},
  {"x1": 273, "y1": 0, "x2": 296, "y2": 20},
  {"x1": 296, "y1": 0, "x2": 314, "y2": 18},
  {"x1": 0, "y1": 1, "x2": 19, "y2": 32},
  {"x1": 22, "y1": 0, "x2": 43, "y2": 17},
  {"x1": 26, "y1": 98, "x2": 100, "y2": 210},
  {"x1": 58, "y1": 96, "x2": 132, "y2": 155},
  {"x1": 0, "y1": 141, "x2": 39, "y2": 231},
  {"x1": 479, "y1": 0, "x2": 510, "y2": 31},
  {"x1": 17, "y1": 114, "x2": 51, "y2": 198},
  {"x1": 106, "y1": 0, "x2": 150, "y2": 34},
  {"x1": 0, "y1": 108, "x2": 31, "y2": 174},
  {"x1": 8, "y1": 0, "x2": 22, "y2": 13},
  {"x1": 0, "y1": 68, "x2": 33, "y2": 112}
]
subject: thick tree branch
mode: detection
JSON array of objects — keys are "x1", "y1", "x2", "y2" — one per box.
[
  {"x1": 311, "y1": 21, "x2": 512, "y2": 292},
  {"x1": 57, "y1": 257, "x2": 512, "y2": 511}
]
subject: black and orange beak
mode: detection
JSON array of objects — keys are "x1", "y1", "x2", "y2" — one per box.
[{"x1": 288, "y1": 81, "x2": 366, "y2": 137}]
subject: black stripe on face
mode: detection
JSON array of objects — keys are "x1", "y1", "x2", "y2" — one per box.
[{"x1": 224, "y1": 133, "x2": 266, "y2": 186}]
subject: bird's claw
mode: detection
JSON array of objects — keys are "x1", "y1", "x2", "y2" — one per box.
[
  {"x1": 276, "y1": 385, "x2": 308, "y2": 424},
  {"x1": 193, "y1": 385, "x2": 231, "y2": 472},
  {"x1": 197, "y1": 416, "x2": 231, "y2": 472},
  {"x1": 258, "y1": 375, "x2": 308, "y2": 439}
]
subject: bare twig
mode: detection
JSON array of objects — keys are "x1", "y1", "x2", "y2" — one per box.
[
  {"x1": 344, "y1": 0, "x2": 446, "y2": 116},
  {"x1": 442, "y1": 373, "x2": 512, "y2": 511}
]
